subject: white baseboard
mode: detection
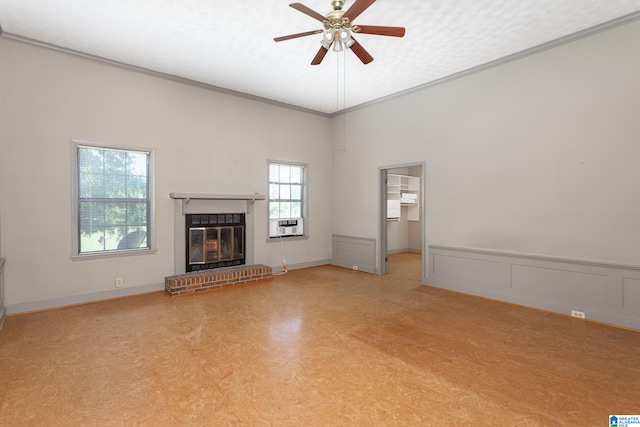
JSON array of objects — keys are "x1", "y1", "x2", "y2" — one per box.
[
  {"x1": 388, "y1": 248, "x2": 422, "y2": 254},
  {"x1": 429, "y1": 245, "x2": 640, "y2": 331},
  {"x1": 272, "y1": 259, "x2": 330, "y2": 273},
  {"x1": 6, "y1": 282, "x2": 164, "y2": 315},
  {"x1": 6, "y1": 259, "x2": 332, "y2": 315}
]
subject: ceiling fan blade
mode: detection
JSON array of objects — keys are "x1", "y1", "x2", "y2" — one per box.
[
  {"x1": 343, "y1": 0, "x2": 376, "y2": 22},
  {"x1": 350, "y1": 38, "x2": 374, "y2": 64},
  {"x1": 289, "y1": 3, "x2": 327, "y2": 23},
  {"x1": 274, "y1": 30, "x2": 322, "y2": 42},
  {"x1": 311, "y1": 46, "x2": 329, "y2": 65},
  {"x1": 355, "y1": 25, "x2": 405, "y2": 37}
]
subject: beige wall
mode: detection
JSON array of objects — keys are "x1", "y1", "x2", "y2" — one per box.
[
  {"x1": 2, "y1": 17, "x2": 640, "y2": 310},
  {"x1": 332, "y1": 19, "x2": 640, "y2": 270},
  {"x1": 0, "y1": 40, "x2": 4, "y2": 262},
  {"x1": 0, "y1": 38, "x2": 332, "y2": 308}
]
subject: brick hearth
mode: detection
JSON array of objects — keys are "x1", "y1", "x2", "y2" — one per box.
[{"x1": 165, "y1": 264, "x2": 272, "y2": 296}]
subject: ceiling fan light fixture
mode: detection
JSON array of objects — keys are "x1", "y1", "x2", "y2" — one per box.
[
  {"x1": 337, "y1": 28, "x2": 354, "y2": 49},
  {"x1": 344, "y1": 37, "x2": 355, "y2": 49},
  {"x1": 333, "y1": 40, "x2": 344, "y2": 52},
  {"x1": 323, "y1": 28, "x2": 335, "y2": 42}
]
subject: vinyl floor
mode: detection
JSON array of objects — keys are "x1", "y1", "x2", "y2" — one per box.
[{"x1": 1, "y1": 253, "x2": 639, "y2": 426}]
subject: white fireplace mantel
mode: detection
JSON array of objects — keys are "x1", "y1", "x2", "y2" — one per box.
[{"x1": 170, "y1": 193, "x2": 265, "y2": 215}]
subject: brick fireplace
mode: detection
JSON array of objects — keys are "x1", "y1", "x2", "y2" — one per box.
[
  {"x1": 166, "y1": 193, "x2": 271, "y2": 296},
  {"x1": 165, "y1": 264, "x2": 272, "y2": 296}
]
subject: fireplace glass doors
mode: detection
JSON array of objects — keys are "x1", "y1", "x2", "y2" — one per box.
[{"x1": 186, "y1": 214, "x2": 245, "y2": 272}]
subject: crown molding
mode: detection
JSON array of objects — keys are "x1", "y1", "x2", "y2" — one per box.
[
  {"x1": 2, "y1": 10, "x2": 640, "y2": 118},
  {"x1": 0, "y1": 31, "x2": 332, "y2": 118}
]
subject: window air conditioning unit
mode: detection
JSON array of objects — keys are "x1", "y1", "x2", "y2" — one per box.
[{"x1": 270, "y1": 218, "x2": 304, "y2": 237}]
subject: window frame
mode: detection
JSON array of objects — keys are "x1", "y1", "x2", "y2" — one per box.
[
  {"x1": 71, "y1": 139, "x2": 157, "y2": 260},
  {"x1": 267, "y1": 160, "x2": 309, "y2": 242}
]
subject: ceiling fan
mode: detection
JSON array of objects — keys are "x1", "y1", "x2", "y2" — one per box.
[{"x1": 274, "y1": 0, "x2": 405, "y2": 65}]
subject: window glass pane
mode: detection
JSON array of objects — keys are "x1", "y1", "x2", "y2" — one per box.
[
  {"x1": 126, "y1": 174, "x2": 147, "y2": 199},
  {"x1": 291, "y1": 184, "x2": 301, "y2": 200},
  {"x1": 291, "y1": 202, "x2": 301, "y2": 218},
  {"x1": 269, "y1": 164, "x2": 279, "y2": 182},
  {"x1": 290, "y1": 166, "x2": 302, "y2": 184},
  {"x1": 79, "y1": 173, "x2": 105, "y2": 199},
  {"x1": 138, "y1": 227, "x2": 148, "y2": 248},
  {"x1": 80, "y1": 202, "x2": 105, "y2": 228},
  {"x1": 279, "y1": 202, "x2": 291, "y2": 219},
  {"x1": 279, "y1": 165, "x2": 291, "y2": 183},
  {"x1": 280, "y1": 184, "x2": 290, "y2": 200},
  {"x1": 104, "y1": 150, "x2": 126, "y2": 174},
  {"x1": 127, "y1": 151, "x2": 148, "y2": 176},
  {"x1": 79, "y1": 147, "x2": 104, "y2": 173},
  {"x1": 80, "y1": 228, "x2": 106, "y2": 253},
  {"x1": 269, "y1": 202, "x2": 279, "y2": 219},
  {"x1": 104, "y1": 174, "x2": 126, "y2": 199},
  {"x1": 127, "y1": 202, "x2": 147, "y2": 226},
  {"x1": 106, "y1": 203, "x2": 127, "y2": 226},
  {"x1": 269, "y1": 184, "x2": 279, "y2": 200},
  {"x1": 104, "y1": 226, "x2": 127, "y2": 251}
]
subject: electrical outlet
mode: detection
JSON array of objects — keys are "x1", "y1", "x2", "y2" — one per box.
[
  {"x1": 115, "y1": 277, "x2": 124, "y2": 288},
  {"x1": 571, "y1": 310, "x2": 585, "y2": 319},
  {"x1": 352, "y1": 265, "x2": 359, "y2": 271}
]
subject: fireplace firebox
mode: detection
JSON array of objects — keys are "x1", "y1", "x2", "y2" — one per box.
[{"x1": 186, "y1": 213, "x2": 245, "y2": 272}]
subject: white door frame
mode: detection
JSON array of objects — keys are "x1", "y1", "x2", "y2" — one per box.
[{"x1": 378, "y1": 162, "x2": 427, "y2": 284}]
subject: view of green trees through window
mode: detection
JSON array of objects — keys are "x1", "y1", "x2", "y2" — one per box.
[{"x1": 77, "y1": 145, "x2": 150, "y2": 253}]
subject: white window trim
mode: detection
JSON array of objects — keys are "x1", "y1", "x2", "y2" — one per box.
[
  {"x1": 266, "y1": 159, "x2": 309, "y2": 243},
  {"x1": 70, "y1": 139, "x2": 157, "y2": 260}
]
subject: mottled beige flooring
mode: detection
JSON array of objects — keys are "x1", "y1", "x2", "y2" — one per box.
[{"x1": 1, "y1": 253, "x2": 639, "y2": 426}]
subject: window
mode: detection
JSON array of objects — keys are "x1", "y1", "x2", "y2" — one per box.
[
  {"x1": 268, "y1": 161, "x2": 307, "y2": 239},
  {"x1": 72, "y1": 140, "x2": 155, "y2": 257}
]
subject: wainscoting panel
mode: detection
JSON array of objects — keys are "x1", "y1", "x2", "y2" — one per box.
[
  {"x1": 433, "y1": 254, "x2": 511, "y2": 290},
  {"x1": 511, "y1": 265, "x2": 607, "y2": 309},
  {"x1": 0, "y1": 258, "x2": 6, "y2": 329},
  {"x1": 429, "y1": 245, "x2": 640, "y2": 330},
  {"x1": 623, "y1": 278, "x2": 640, "y2": 310},
  {"x1": 331, "y1": 235, "x2": 376, "y2": 274}
]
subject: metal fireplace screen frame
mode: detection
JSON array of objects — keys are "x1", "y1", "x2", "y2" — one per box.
[{"x1": 186, "y1": 214, "x2": 245, "y2": 272}]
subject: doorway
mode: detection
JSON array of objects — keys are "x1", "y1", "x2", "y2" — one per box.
[{"x1": 378, "y1": 162, "x2": 427, "y2": 284}]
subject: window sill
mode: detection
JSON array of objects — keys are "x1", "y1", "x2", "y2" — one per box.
[
  {"x1": 70, "y1": 248, "x2": 157, "y2": 261},
  {"x1": 266, "y1": 235, "x2": 309, "y2": 243}
]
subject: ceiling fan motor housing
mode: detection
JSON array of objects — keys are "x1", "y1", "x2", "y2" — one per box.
[
  {"x1": 325, "y1": 10, "x2": 346, "y2": 24},
  {"x1": 331, "y1": 0, "x2": 345, "y2": 10}
]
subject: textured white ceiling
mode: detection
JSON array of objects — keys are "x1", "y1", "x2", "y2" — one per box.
[{"x1": 1, "y1": 0, "x2": 640, "y2": 115}]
